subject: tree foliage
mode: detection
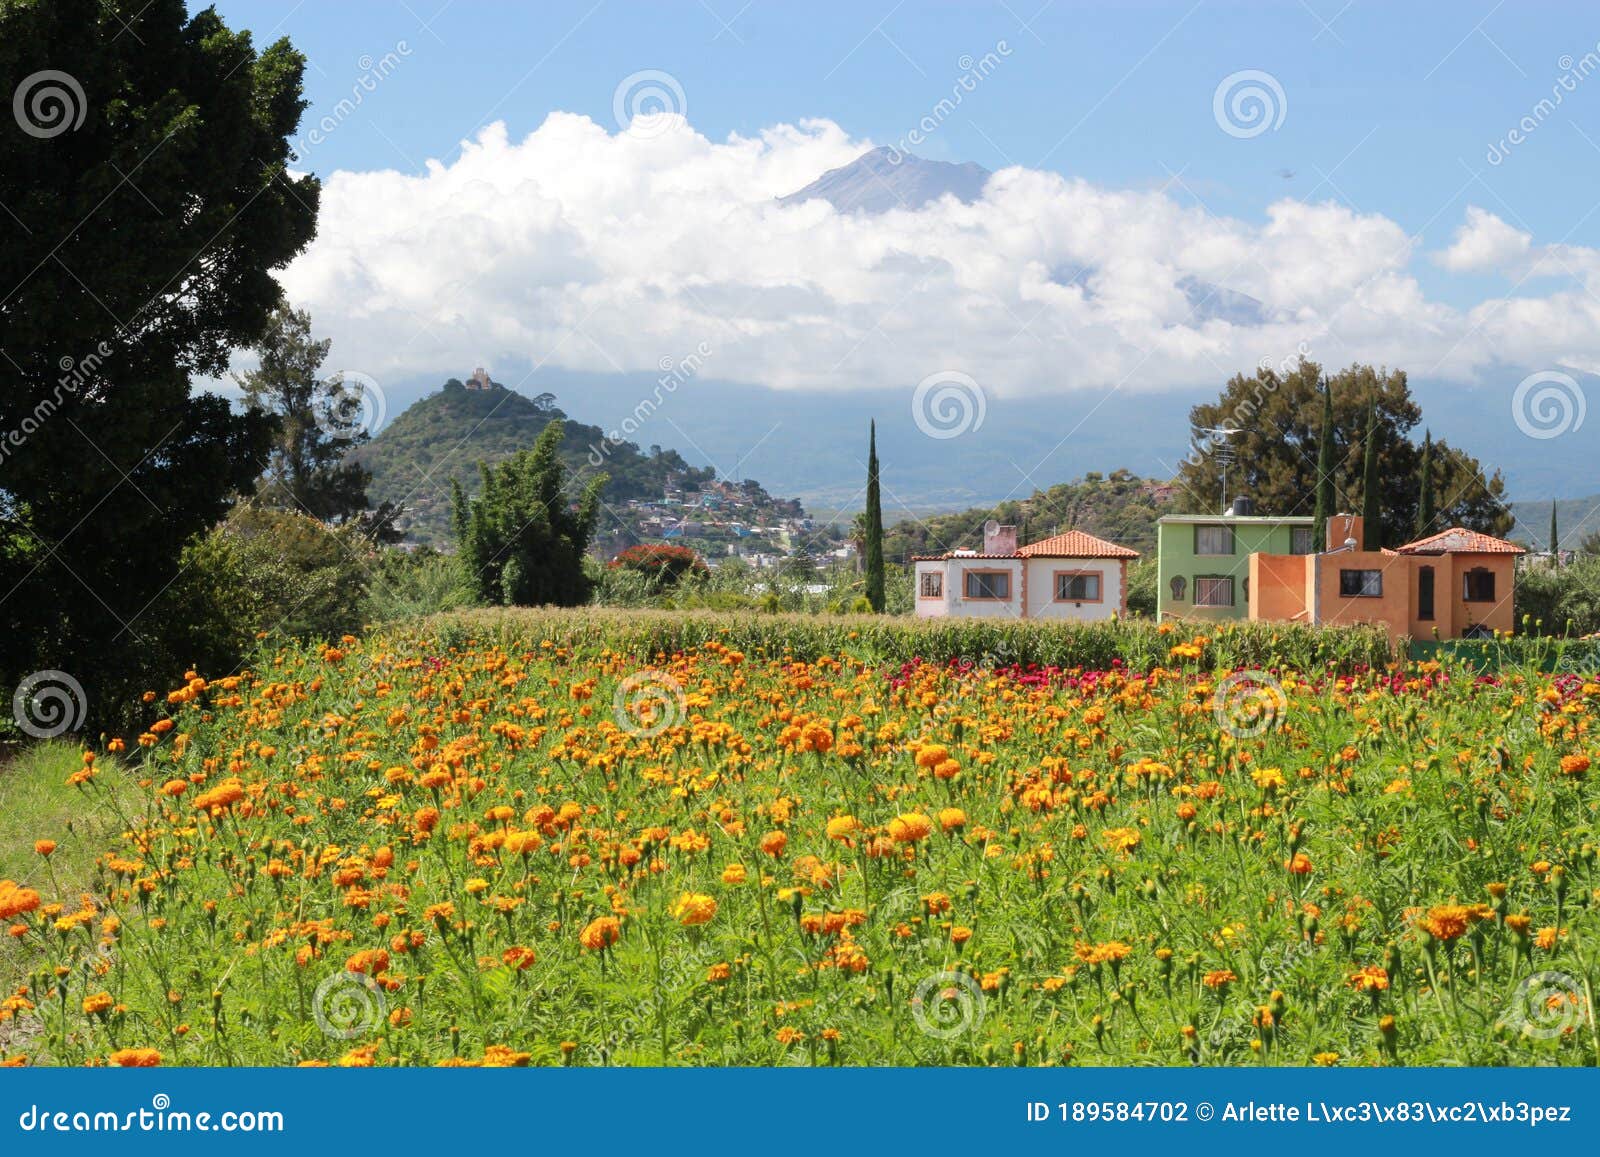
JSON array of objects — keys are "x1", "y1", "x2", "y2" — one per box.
[
  {"x1": 1177, "y1": 361, "x2": 1510, "y2": 548},
  {"x1": 235, "y1": 305, "x2": 399, "y2": 539},
  {"x1": 0, "y1": 0, "x2": 319, "y2": 722},
  {"x1": 452, "y1": 421, "x2": 606, "y2": 606}
]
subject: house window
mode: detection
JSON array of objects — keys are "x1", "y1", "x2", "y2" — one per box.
[
  {"x1": 1054, "y1": 572, "x2": 1101, "y2": 602},
  {"x1": 1290, "y1": 526, "x2": 1315, "y2": 555},
  {"x1": 963, "y1": 570, "x2": 1011, "y2": 600},
  {"x1": 1463, "y1": 568, "x2": 1496, "y2": 602},
  {"x1": 1193, "y1": 576, "x2": 1234, "y2": 607},
  {"x1": 1195, "y1": 525, "x2": 1234, "y2": 556},
  {"x1": 918, "y1": 571, "x2": 943, "y2": 599},
  {"x1": 1169, "y1": 576, "x2": 1187, "y2": 602},
  {"x1": 1339, "y1": 569, "x2": 1383, "y2": 598}
]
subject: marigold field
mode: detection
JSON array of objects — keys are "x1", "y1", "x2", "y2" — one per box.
[{"x1": 2, "y1": 615, "x2": 1597, "y2": 1068}]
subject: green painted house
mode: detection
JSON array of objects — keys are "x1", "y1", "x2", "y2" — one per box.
[{"x1": 1156, "y1": 508, "x2": 1316, "y2": 621}]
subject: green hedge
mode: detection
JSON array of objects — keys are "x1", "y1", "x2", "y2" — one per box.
[
  {"x1": 416, "y1": 608, "x2": 1394, "y2": 673},
  {"x1": 1409, "y1": 635, "x2": 1600, "y2": 674}
]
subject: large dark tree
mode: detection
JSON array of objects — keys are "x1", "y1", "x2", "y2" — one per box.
[
  {"x1": 864, "y1": 420, "x2": 885, "y2": 612},
  {"x1": 1177, "y1": 360, "x2": 1511, "y2": 547},
  {"x1": 1, "y1": 0, "x2": 319, "y2": 723},
  {"x1": 453, "y1": 421, "x2": 606, "y2": 606}
]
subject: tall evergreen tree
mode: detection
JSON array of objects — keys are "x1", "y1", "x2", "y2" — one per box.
[
  {"x1": 1360, "y1": 402, "x2": 1382, "y2": 550},
  {"x1": 1414, "y1": 430, "x2": 1435, "y2": 540},
  {"x1": 864, "y1": 421, "x2": 886, "y2": 612},
  {"x1": 1550, "y1": 500, "x2": 1561, "y2": 563},
  {"x1": 1312, "y1": 375, "x2": 1336, "y2": 550},
  {"x1": 453, "y1": 421, "x2": 607, "y2": 606}
]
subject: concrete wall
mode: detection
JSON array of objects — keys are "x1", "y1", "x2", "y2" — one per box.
[
  {"x1": 1249, "y1": 553, "x2": 1311, "y2": 623},
  {"x1": 1313, "y1": 550, "x2": 1414, "y2": 640},
  {"x1": 1023, "y1": 558, "x2": 1124, "y2": 621}
]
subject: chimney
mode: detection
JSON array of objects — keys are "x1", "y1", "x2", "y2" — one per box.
[
  {"x1": 1327, "y1": 512, "x2": 1363, "y2": 551},
  {"x1": 983, "y1": 522, "x2": 1018, "y2": 555}
]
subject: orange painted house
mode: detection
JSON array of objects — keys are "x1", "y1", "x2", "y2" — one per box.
[{"x1": 1247, "y1": 513, "x2": 1525, "y2": 641}]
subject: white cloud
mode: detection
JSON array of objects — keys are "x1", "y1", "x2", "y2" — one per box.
[
  {"x1": 277, "y1": 113, "x2": 1600, "y2": 397},
  {"x1": 1435, "y1": 206, "x2": 1532, "y2": 273}
]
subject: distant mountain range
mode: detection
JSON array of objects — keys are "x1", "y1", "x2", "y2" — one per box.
[{"x1": 1507, "y1": 494, "x2": 1600, "y2": 551}]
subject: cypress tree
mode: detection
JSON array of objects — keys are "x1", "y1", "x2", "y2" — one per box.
[
  {"x1": 1415, "y1": 430, "x2": 1435, "y2": 539},
  {"x1": 1360, "y1": 402, "x2": 1382, "y2": 550},
  {"x1": 1312, "y1": 375, "x2": 1336, "y2": 550},
  {"x1": 864, "y1": 421, "x2": 886, "y2": 612},
  {"x1": 1550, "y1": 499, "x2": 1561, "y2": 564}
]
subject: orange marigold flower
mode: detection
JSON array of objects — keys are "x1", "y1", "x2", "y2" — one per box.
[
  {"x1": 579, "y1": 916, "x2": 622, "y2": 952},
  {"x1": 670, "y1": 892, "x2": 717, "y2": 927},
  {"x1": 1347, "y1": 965, "x2": 1389, "y2": 992},
  {"x1": 1202, "y1": 970, "x2": 1237, "y2": 991},
  {"x1": 887, "y1": 813, "x2": 932, "y2": 843},
  {"x1": 758, "y1": 831, "x2": 788, "y2": 857},
  {"x1": 108, "y1": 1048, "x2": 161, "y2": 1067}
]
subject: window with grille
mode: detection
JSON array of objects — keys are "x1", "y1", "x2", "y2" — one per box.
[
  {"x1": 1290, "y1": 526, "x2": 1315, "y2": 555},
  {"x1": 1339, "y1": 569, "x2": 1383, "y2": 598},
  {"x1": 919, "y1": 571, "x2": 943, "y2": 598},
  {"x1": 1193, "y1": 576, "x2": 1234, "y2": 607}
]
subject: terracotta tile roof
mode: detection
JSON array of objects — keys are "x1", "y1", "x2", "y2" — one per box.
[
  {"x1": 1394, "y1": 526, "x2": 1526, "y2": 555},
  {"x1": 1016, "y1": 530, "x2": 1139, "y2": 559},
  {"x1": 911, "y1": 529, "x2": 1140, "y2": 562}
]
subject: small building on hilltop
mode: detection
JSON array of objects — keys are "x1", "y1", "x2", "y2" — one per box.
[{"x1": 913, "y1": 523, "x2": 1138, "y2": 621}]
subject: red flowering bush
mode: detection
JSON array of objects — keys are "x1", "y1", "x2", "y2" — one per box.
[{"x1": 607, "y1": 544, "x2": 708, "y2": 588}]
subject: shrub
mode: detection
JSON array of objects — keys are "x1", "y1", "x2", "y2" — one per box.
[{"x1": 608, "y1": 543, "x2": 708, "y2": 588}]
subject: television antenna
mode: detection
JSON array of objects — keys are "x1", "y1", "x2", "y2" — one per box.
[{"x1": 1198, "y1": 426, "x2": 1241, "y2": 511}]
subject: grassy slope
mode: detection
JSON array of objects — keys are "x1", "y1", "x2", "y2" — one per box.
[{"x1": 0, "y1": 744, "x2": 136, "y2": 1057}]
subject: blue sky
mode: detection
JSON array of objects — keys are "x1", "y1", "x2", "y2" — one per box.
[{"x1": 215, "y1": 0, "x2": 1600, "y2": 308}]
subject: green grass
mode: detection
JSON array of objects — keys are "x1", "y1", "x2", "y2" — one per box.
[{"x1": 0, "y1": 743, "x2": 136, "y2": 1059}]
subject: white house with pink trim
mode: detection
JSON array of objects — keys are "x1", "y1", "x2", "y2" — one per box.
[{"x1": 911, "y1": 523, "x2": 1139, "y2": 621}]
